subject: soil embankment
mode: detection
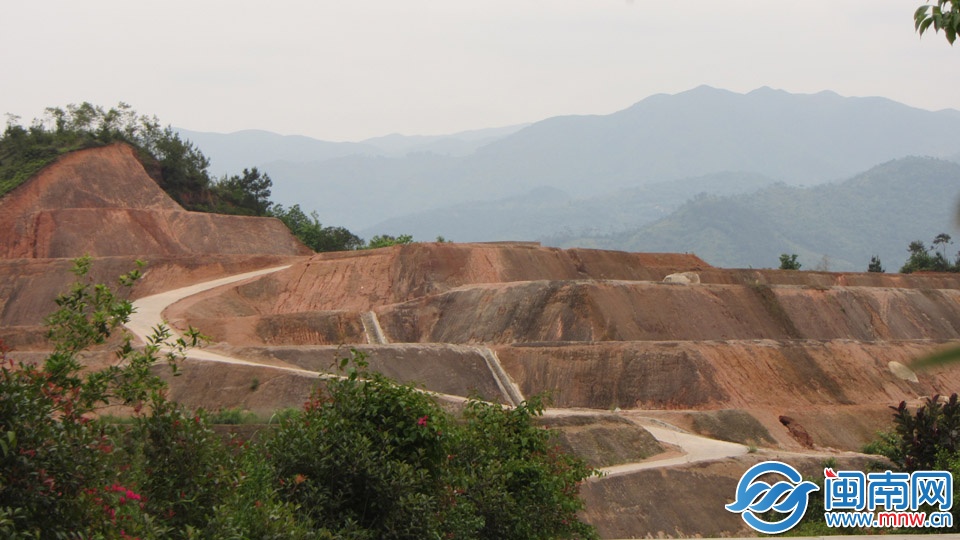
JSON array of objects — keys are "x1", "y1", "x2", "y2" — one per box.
[
  {"x1": 167, "y1": 242, "x2": 960, "y2": 453},
  {"x1": 0, "y1": 143, "x2": 310, "y2": 259},
  {"x1": 0, "y1": 144, "x2": 310, "y2": 349},
  {"x1": 7, "y1": 145, "x2": 960, "y2": 537}
]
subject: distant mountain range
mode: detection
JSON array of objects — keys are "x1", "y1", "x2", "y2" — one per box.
[
  {"x1": 178, "y1": 86, "x2": 960, "y2": 268},
  {"x1": 551, "y1": 157, "x2": 960, "y2": 272},
  {"x1": 358, "y1": 171, "x2": 777, "y2": 243},
  {"x1": 177, "y1": 124, "x2": 527, "y2": 177}
]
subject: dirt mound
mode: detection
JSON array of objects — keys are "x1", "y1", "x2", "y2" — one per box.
[
  {"x1": 0, "y1": 255, "x2": 303, "y2": 351},
  {"x1": 154, "y1": 357, "x2": 318, "y2": 417},
  {"x1": 186, "y1": 311, "x2": 366, "y2": 347},
  {"x1": 225, "y1": 344, "x2": 513, "y2": 405},
  {"x1": 0, "y1": 143, "x2": 311, "y2": 258}
]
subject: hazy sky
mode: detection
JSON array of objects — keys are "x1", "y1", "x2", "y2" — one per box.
[{"x1": 2, "y1": 1, "x2": 958, "y2": 141}]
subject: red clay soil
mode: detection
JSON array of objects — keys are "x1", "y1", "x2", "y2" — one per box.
[
  {"x1": 376, "y1": 281, "x2": 960, "y2": 343},
  {"x1": 169, "y1": 242, "x2": 960, "y2": 451},
  {"x1": 225, "y1": 343, "x2": 511, "y2": 404},
  {"x1": 578, "y1": 454, "x2": 883, "y2": 538},
  {"x1": 10, "y1": 146, "x2": 960, "y2": 538},
  {"x1": 0, "y1": 144, "x2": 310, "y2": 349},
  {"x1": 0, "y1": 143, "x2": 311, "y2": 259},
  {"x1": 168, "y1": 243, "x2": 709, "y2": 316}
]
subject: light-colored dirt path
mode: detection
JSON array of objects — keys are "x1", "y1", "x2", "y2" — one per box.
[
  {"x1": 126, "y1": 266, "x2": 303, "y2": 371},
  {"x1": 124, "y1": 265, "x2": 473, "y2": 404},
  {"x1": 598, "y1": 422, "x2": 749, "y2": 477},
  {"x1": 122, "y1": 265, "x2": 806, "y2": 475}
]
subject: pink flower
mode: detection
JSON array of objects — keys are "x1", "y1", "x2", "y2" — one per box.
[{"x1": 417, "y1": 415, "x2": 429, "y2": 427}]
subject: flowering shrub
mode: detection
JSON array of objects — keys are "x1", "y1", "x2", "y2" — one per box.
[
  {"x1": 0, "y1": 260, "x2": 598, "y2": 539},
  {"x1": 0, "y1": 257, "x2": 197, "y2": 538},
  {"x1": 268, "y1": 352, "x2": 599, "y2": 539}
]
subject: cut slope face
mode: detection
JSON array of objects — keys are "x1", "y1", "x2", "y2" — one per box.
[
  {"x1": 169, "y1": 241, "x2": 960, "y2": 452},
  {"x1": 170, "y1": 243, "x2": 708, "y2": 316},
  {"x1": 0, "y1": 143, "x2": 311, "y2": 258}
]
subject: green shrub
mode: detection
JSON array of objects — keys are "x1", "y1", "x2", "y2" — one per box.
[
  {"x1": 0, "y1": 261, "x2": 598, "y2": 539},
  {"x1": 207, "y1": 407, "x2": 259, "y2": 425}
]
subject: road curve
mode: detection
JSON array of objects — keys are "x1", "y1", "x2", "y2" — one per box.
[
  {"x1": 125, "y1": 265, "x2": 301, "y2": 371},
  {"x1": 124, "y1": 264, "x2": 753, "y2": 473},
  {"x1": 598, "y1": 423, "x2": 748, "y2": 477},
  {"x1": 124, "y1": 264, "x2": 475, "y2": 403}
]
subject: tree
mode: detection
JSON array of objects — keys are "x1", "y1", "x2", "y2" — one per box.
[
  {"x1": 2, "y1": 263, "x2": 599, "y2": 538},
  {"x1": 0, "y1": 258, "x2": 204, "y2": 538},
  {"x1": 215, "y1": 167, "x2": 273, "y2": 216},
  {"x1": 778, "y1": 253, "x2": 801, "y2": 270},
  {"x1": 270, "y1": 203, "x2": 364, "y2": 252},
  {"x1": 365, "y1": 234, "x2": 415, "y2": 250},
  {"x1": 863, "y1": 395, "x2": 960, "y2": 531},
  {"x1": 268, "y1": 353, "x2": 599, "y2": 539},
  {"x1": 867, "y1": 255, "x2": 885, "y2": 273},
  {"x1": 934, "y1": 232, "x2": 953, "y2": 258},
  {"x1": 902, "y1": 240, "x2": 932, "y2": 273},
  {"x1": 900, "y1": 235, "x2": 959, "y2": 273},
  {"x1": 915, "y1": 0, "x2": 960, "y2": 44}
]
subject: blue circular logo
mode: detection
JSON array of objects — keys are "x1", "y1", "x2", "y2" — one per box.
[{"x1": 726, "y1": 461, "x2": 820, "y2": 534}]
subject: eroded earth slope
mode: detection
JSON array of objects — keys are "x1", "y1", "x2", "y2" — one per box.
[{"x1": 5, "y1": 145, "x2": 960, "y2": 537}]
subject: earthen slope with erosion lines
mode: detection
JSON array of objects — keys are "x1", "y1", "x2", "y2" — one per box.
[
  {"x1": 0, "y1": 143, "x2": 310, "y2": 349},
  {"x1": 0, "y1": 143, "x2": 312, "y2": 259},
  {"x1": 8, "y1": 145, "x2": 960, "y2": 537},
  {"x1": 168, "y1": 241, "x2": 960, "y2": 446}
]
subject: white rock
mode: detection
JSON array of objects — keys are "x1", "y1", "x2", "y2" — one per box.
[{"x1": 663, "y1": 272, "x2": 700, "y2": 285}]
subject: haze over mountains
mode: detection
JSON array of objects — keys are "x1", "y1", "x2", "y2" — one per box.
[
  {"x1": 180, "y1": 86, "x2": 960, "y2": 270},
  {"x1": 555, "y1": 157, "x2": 960, "y2": 271}
]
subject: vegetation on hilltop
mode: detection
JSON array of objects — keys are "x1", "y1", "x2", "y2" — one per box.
[
  {"x1": 269, "y1": 203, "x2": 365, "y2": 252},
  {"x1": 778, "y1": 253, "x2": 801, "y2": 270},
  {"x1": 0, "y1": 260, "x2": 597, "y2": 539},
  {"x1": 900, "y1": 233, "x2": 960, "y2": 273},
  {"x1": 1, "y1": 102, "x2": 263, "y2": 215},
  {"x1": 0, "y1": 103, "x2": 420, "y2": 253}
]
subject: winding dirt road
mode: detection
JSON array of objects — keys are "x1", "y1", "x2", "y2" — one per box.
[{"x1": 124, "y1": 265, "x2": 752, "y2": 473}]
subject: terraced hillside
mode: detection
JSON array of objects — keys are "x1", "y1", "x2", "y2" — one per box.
[{"x1": 5, "y1": 144, "x2": 960, "y2": 537}]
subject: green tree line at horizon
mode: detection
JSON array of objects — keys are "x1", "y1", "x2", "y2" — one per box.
[{"x1": 0, "y1": 102, "x2": 417, "y2": 252}]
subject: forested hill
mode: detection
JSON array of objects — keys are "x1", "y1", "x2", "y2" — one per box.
[
  {"x1": 555, "y1": 157, "x2": 960, "y2": 272},
  {"x1": 191, "y1": 86, "x2": 960, "y2": 232},
  {"x1": 0, "y1": 103, "x2": 275, "y2": 217}
]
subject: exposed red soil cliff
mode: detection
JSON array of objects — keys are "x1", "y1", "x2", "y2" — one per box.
[
  {"x1": 0, "y1": 144, "x2": 310, "y2": 349},
  {"x1": 0, "y1": 143, "x2": 311, "y2": 258},
  {"x1": 8, "y1": 146, "x2": 960, "y2": 538},
  {"x1": 167, "y1": 242, "x2": 960, "y2": 452}
]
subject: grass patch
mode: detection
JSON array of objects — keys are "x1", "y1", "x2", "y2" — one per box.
[{"x1": 207, "y1": 407, "x2": 260, "y2": 425}]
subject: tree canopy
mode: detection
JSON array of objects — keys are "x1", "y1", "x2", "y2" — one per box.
[
  {"x1": 0, "y1": 102, "x2": 385, "y2": 251},
  {"x1": 2, "y1": 102, "x2": 237, "y2": 213},
  {"x1": 0, "y1": 261, "x2": 598, "y2": 538},
  {"x1": 916, "y1": 0, "x2": 960, "y2": 44},
  {"x1": 270, "y1": 204, "x2": 364, "y2": 252},
  {"x1": 778, "y1": 253, "x2": 801, "y2": 270},
  {"x1": 899, "y1": 234, "x2": 960, "y2": 273}
]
